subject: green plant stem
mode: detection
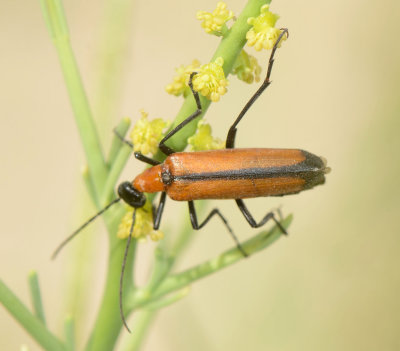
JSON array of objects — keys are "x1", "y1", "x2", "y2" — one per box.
[
  {"x1": 170, "y1": 201, "x2": 208, "y2": 258},
  {"x1": 82, "y1": 167, "x2": 100, "y2": 208},
  {"x1": 0, "y1": 279, "x2": 66, "y2": 351},
  {"x1": 85, "y1": 212, "x2": 135, "y2": 351},
  {"x1": 28, "y1": 271, "x2": 46, "y2": 325},
  {"x1": 85, "y1": 137, "x2": 136, "y2": 350},
  {"x1": 85, "y1": 241, "x2": 128, "y2": 351},
  {"x1": 143, "y1": 201, "x2": 208, "y2": 295},
  {"x1": 106, "y1": 118, "x2": 131, "y2": 167},
  {"x1": 40, "y1": 0, "x2": 108, "y2": 194},
  {"x1": 128, "y1": 215, "x2": 292, "y2": 311},
  {"x1": 101, "y1": 144, "x2": 132, "y2": 205},
  {"x1": 64, "y1": 316, "x2": 75, "y2": 351},
  {"x1": 55, "y1": 37, "x2": 107, "y2": 192},
  {"x1": 121, "y1": 310, "x2": 156, "y2": 351},
  {"x1": 163, "y1": 0, "x2": 270, "y2": 153},
  {"x1": 142, "y1": 286, "x2": 190, "y2": 311},
  {"x1": 92, "y1": 0, "x2": 135, "y2": 142},
  {"x1": 154, "y1": 217, "x2": 290, "y2": 299},
  {"x1": 144, "y1": 248, "x2": 174, "y2": 293}
]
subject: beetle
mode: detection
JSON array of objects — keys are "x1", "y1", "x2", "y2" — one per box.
[{"x1": 53, "y1": 29, "x2": 329, "y2": 330}]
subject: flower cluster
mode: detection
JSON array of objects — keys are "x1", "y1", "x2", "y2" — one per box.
[
  {"x1": 165, "y1": 60, "x2": 201, "y2": 97},
  {"x1": 246, "y1": 4, "x2": 287, "y2": 51},
  {"x1": 232, "y1": 50, "x2": 262, "y2": 84},
  {"x1": 197, "y1": 2, "x2": 234, "y2": 34},
  {"x1": 192, "y1": 57, "x2": 228, "y2": 102},
  {"x1": 166, "y1": 57, "x2": 228, "y2": 102},
  {"x1": 188, "y1": 120, "x2": 225, "y2": 151},
  {"x1": 117, "y1": 202, "x2": 164, "y2": 241},
  {"x1": 130, "y1": 110, "x2": 169, "y2": 156}
]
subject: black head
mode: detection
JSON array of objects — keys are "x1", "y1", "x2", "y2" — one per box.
[{"x1": 118, "y1": 182, "x2": 146, "y2": 208}]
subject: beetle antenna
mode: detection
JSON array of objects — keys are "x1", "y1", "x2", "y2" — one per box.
[
  {"x1": 120, "y1": 209, "x2": 136, "y2": 333},
  {"x1": 51, "y1": 198, "x2": 121, "y2": 259}
]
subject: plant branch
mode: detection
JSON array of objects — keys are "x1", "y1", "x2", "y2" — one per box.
[
  {"x1": 28, "y1": 271, "x2": 46, "y2": 325},
  {"x1": 101, "y1": 143, "x2": 132, "y2": 205},
  {"x1": 129, "y1": 215, "x2": 292, "y2": 310},
  {"x1": 0, "y1": 279, "x2": 66, "y2": 351},
  {"x1": 161, "y1": 0, "x2": 270, "y2": 153},
  {"x1": 64, "y1": 316, "x2": 75, "y2": 351},
  {"x1": 121, "y1": 310, "x2": 156, "y2": 351},
  {"x1": 106, "y1": 118, "x2": 131, "y2": 167},
  {"x1": 40, "y1": 0, "x2": 108, "y2": 194}
]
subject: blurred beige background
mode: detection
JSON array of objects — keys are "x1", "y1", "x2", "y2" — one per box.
[{"x1": 1, "y1": 0, "x2": 400, "y2": 350}]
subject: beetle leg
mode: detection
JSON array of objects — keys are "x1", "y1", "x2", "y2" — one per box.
[
  {"x1": 113, "y1": 127, "x2": 161, "y2": 165},
  {"x1": 158, "y1": 72, "x2": 203, "y2": 156},
  {"x1": 152, "y1": 192, "x2": 167, "y2": 229},
  {"x1": 134, "y1": 152, "x2": 160, "y2": 166},
  {"x1": 225, "y1": 28, "x2": 289, "y2": 149},
  {"x1": 188, "y1": 201, "x2": 248, "y2": 257},
  {"x1": 235, "y1": 199, "x2": 287, "y2": 235}
]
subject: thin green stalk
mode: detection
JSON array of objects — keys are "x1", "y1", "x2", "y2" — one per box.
[
  {"x1": 121, "y1": 310, "x2": 156, "y2": 351},
  {"x1": 100, "y1": 144, "x2": 132, "y2": 205},
  {"x1": 82, "y1": 167, "x2": 100, "y2": 207},
  {"x1": 170, "y1": 201, "x2": 208, "y2": 258},
  {"x1": 40, "y1": 2, "x2": 135, "y2": 348},
  {"x1": 142, "y1": 286, "x2": 190, "y2": 311},
  {"x1": 40, "y1": 0, "x2": 108, "y2": 194},
  {"x1": 144, "y1": 248, "x2": 174, "y2": 293},
  {"x1": 85, "y1": 240, "x2": 128, "y2": 351},
  {"x1": 128, "y1": 215, "x2": 292, "y2": 311},
  {"x1": 28, "y1": 271, "x2": 46, "y2": 325},
  {"x1": 154, "y1": 217, "x2": 290, "y2": 298},
  {"x1": 107, "y1": 118, "x2": 131, "y2": 167},
  {"x1": 142, "y1": 201, "x2": 208, "y2": 295},
  {"x1": 0, "y1": 279, "x2": 66, "y2": 351},
  {"x1": 85, "y1": 213, "x2": 135, "y2": 351},
  {"x1": 64, "y1": 316, "x2": 75, "y2": 351},
  {"x1": 92, "y1": 0, "x2": 136, "y2": 141}
]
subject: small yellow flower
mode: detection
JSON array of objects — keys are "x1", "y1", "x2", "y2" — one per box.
[
  {"x1": 165, "y1": 60, "x2": 201, "y2": 97},
  {"x1": 246, "y1": 4, "x2": 287, "y2": 51},
  {"x1": 232, "y1": 50, "x2": 262, "y2": 84},
  {"x1": 192, "y1": 57, "x2": 228, "y2": 102},
  {"x1": 197, "y1": 2, "x2": 234, "y2": 34},
  {"x1": 188, "y1": 120, "x2": 225, "y2": 151},
  {"x1": 117, "y1": 202, "x2": 164, "y2": 241},
  {"x1": 130, "y1": 110, "x2": 169, "y2": 156}
]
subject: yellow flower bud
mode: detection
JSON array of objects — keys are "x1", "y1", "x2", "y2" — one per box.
[
  {"x1": 130, "y1": 110, "x2": 169, "y2": 156},
  {"x1": 165, "y1": 60, "x2": 201, "y2": 97},
  {"x1": 232, "y1": 50, "x2": 262, "y2": 84},
  {"x1": 197, "y1": 2, "x2": 234, "y2": 34},
  {"x1": 117, "y1": 201, "x2": 164, "y2": 242},
  {"x1": 246, "y1": 4, "x2": 287, "y2": 51},
  {"x1": 188, "y1": 120, "x2": 225, "y2": 151},
  {"x1": 192, "y1": 57, "x2": 228, "y2": 102}
]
